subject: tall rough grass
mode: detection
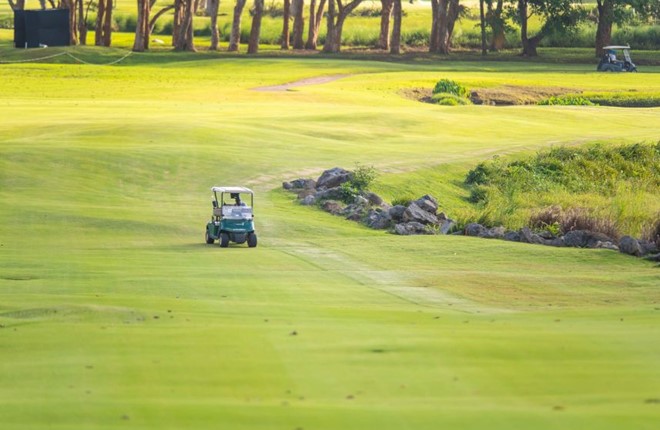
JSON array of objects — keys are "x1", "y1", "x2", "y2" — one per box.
[{"x1": 464, "y1": 143, "x2": 660, "y2": 237}]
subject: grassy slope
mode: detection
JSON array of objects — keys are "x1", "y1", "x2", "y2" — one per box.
[{"x1": 1, "y1": 49, "x2": 659, "y2": 429}]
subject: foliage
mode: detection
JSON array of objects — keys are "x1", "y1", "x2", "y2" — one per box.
[
  {"x1": 432, "y1": 79, "x2": 471, "y2": 98},
  {"x1": 464, "y1": 143, "x2": 660, "y2": 235},
  {"x1": 391, "y1": 196, "x2": 414, "y2": 207},
  {"x1": 431, "y1": 92, "x2": 473, "y2": 106},
  {"x1": 538, "y1": 95, "x2": 595, "y2": 105},
  {"x1": 340, "y1": 163, "x2": 378, "y2": 204},
  {"x1": 530, "y1": 206, "x2": 620, "y2": 239}
]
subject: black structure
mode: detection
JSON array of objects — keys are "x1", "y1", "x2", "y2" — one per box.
[{"x1": 14, "y1": 9, "x2": 70, "y2": 48}]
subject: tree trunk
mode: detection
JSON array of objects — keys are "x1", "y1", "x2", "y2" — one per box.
[
  {"x1": 430, "y1": 0, "x2": 439, "y2": 52},
  {"x1": 247, "y1": 0, "x2": 264, "y2": 54},
  {"x1": 595, "y1": 0, "x2": 613, "y2": 57},
  {"x1": 479, "y1": 0, "x2": 486, "y2": 55},
  {"x1": 519, "y1": 0, "x2": 539, "y2": 57},
  {"x1": 174, "y1": 0, "x2": 195, "y2": 51},
  {"x1": 430, "y1": 0, "x2": 460, "y2": 54},
  {"x1": 58, "y1": 0, "x2": 78, "y2": 45},
  {"x1": 8, "y1": 0, "x2": 25, "y2": 10},
  {"x1": 102, "y1": 0, "x2": 113, "y2": 46},
  {"x1": 446, "y1": 0, "x2": 459, "y2": 49},
  {"x1": 132, "y1": 0, "x2": 147, "y2": 51},
  {"x1": 389, "y1": 0, "x2": 401, "y2": 54},
  {"x1": 95, "y1": 0, "x2": 105, "y2": 46},
  {"x1": 77, "y1": 0, "x2": 87, "y2": 45},
  {"x1": 487, "y1": 0, "x2": 505, "y2": 51},
  {"x1": 377, "y1": 0, "x2": 393, "y2": 50},
  {"x1": 305, "y1": 0, "x2": 325, "y2": 49},
  {"x1": 208, "y1": 0, "x2": 220, "y2": 50},
  {"x1": 292, "y1": 0, "x2": 305, "y2": 49},
  {"x1": 172, "y1": 0, "x2": 182, "y2": 46},
  {"x1": 323, "y1": 0, "x2": 362, "y2": 53},
  {"x1": 282, "y1": 0, "x2": 291, "y2": 49},
  {"x1": 229, "y1": 0, "x2": 247, "y2": 51}
]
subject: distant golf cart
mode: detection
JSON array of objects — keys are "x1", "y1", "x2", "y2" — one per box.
[
  {"x1": 597, "y1": 45, "x2": 637, "y2": 72},
  {"x1": 205, "y1": 186, "x2": 257, "y2": 248}
]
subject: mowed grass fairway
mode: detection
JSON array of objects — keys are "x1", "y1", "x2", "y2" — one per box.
[{"x1": 1, "y1": 51, "x2": 660, "y2": 429}]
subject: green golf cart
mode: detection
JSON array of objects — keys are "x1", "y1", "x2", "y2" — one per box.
[{"x1": 205, "y1": 186, "x2": 257, "y2": 248}]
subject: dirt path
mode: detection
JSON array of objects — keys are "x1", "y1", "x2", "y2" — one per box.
[{"x1": 253, "y1": 74, "x2": 351, "y2": 92}]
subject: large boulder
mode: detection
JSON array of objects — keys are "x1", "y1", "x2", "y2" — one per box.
[
  {"x1": 619, "y1": 235, "x2": 643, "y2": 257},
  {"x1": 291, "y1": 178, "x2": 316, "y2": 189},
  {"x1": 465, "y1": 223, "x2": 487, "y2": 237},
  {"x1": 321, "y1": 200, "x2": 344, "y2": 215},
  {"x1": 365, "y1": 209, "x2": 392, "y2": 230},
  {"x1": 364, "y1": 192, "x2": 384, "y2": 206},
  {"x1": 300, "y1": 195, "x2": 316, "y2": 206},
  {"x1": 519, "y1": 227, "x2": 545, "y2": 245},
  {"x1": 394, "y1": 222, "x2": 428, "y2": 235},
  {"x1": 343, "y1": 203, "x2": 368, "y2": 221},
  {"x1": 388, "y1": 205, "x2": 407, "y2": 222},
  {"x1": 414, "y1": 195, "x2": 439, "y2": 214},
  {"x1": 315, "y1": 187, "x2": 344, "y2": 201},
  {"x1": 503, "y1": 231, "x2": 521, "y2": 242},
  {"x1": 438, "y1": 219, "x2": 455, "y2": 235},
  {"x1": 403, "y1": 203, "x2": 438, "y2": 225},
  {"x1": 484, "y1": 226, "x2": 506, "y2": 239},
  {"x1": 316, "y1": 167, "x2": 352, "y2": 190},
  {"x1": 639, "y1": 239, "x2": 659, "y2": 256},
  {"x1": 563, "y1": 230, "x2": 613, "y2": 248}
]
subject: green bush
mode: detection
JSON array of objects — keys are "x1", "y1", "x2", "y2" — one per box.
[
  {"x1": 431, "y1": 93, "x2": 472, "y2": 106},
  {"x1": 581, "y1": 92, "x2": 660, "y2": 108},
  {"x1": 538, "y1": 96, "x2": 596, "y2": 106},
  {"x1": 391, "y1": 196, "x2": 414, "y2": 207},
  {"x1": 339, "y1": 163, "x2": 378, "y2": 204},
  {"x1": 432, "y1": 79, "x2": 471, "y2": 98}
]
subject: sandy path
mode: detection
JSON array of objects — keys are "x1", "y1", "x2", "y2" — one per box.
[{"x1": 253, "y1": 74, "x2": 351, "y2": 92}]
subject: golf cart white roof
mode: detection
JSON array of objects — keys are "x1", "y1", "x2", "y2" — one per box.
[
  {"x1": 211, "y1": 186, "x2": 254, "y2": 194},
  {"x1": 603, "y1": 45, "x2": 630, "y2": 50}
]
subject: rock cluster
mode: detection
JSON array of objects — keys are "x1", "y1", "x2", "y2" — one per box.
[
  {"x1": 462, "y1": 222, "x2": 660, "y2": 259},
  {"x1": 283, "y1": 169, "x2": 455, "y2": 235},
  {"x1": 284, "y1": 168, "x2": 659, "y2": 261}
]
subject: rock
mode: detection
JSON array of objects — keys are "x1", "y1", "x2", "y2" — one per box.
[
  {"x1": 364, "y1": 192, "x2": 383, "y2": 206},
  {"x1": 414, "y1": 195, "x2": 439, "y2": 214},
  {"x1": 484, "y1": 226, "x2": 506, "y2": 239},
  {"x1": 365, "y1": 209, "x2": 391, "y2": 230},
  {"x1": 465, "y1": 223, "x2": 487, "y2": 237},
  {"x1": 343, "y1": 204, "x2": 368, "y2": 221},
  {"x1": 537, "y1": 230, "x2": 556, "y2": 240},
  {"x1": 644, "y1": 253, "x2": 660, "y2": 262},
  {"x1": 282, "y1": 181, "x2": 293, "y2": 190},
  {"x1": 563, "y1": 230, "x2": 614, "y2": 248},
  {"x1": 541, "y1": 237, "x2": 565, "y2": 247},
  {"x1": 300, "y1": 195, "x2": 316, "y2": 206},
  {"x1": 437, "y1": 212, "x2": 448, "y2": 221},
  {"x1": 639, "y1": 239, "x2": 659, "y2": 256},
  {"x1": 316, "y1": 167, "x2": 352, "y2": 190},
  {"x1": 438, "y1": 219, "x2": 455, "y2": 235},
  {"x1": 388, "y1": 205, "x2": 407, "y2": 222},
  {"x1": 503, "y1": 231, "x2": 521, "y2": 242},
  {"x1": 619, "y1": 235, "x2": 643, "y2": 257},
  {"x1": 595, "y1": 241, "x2": 618, "y2": 251},
  {"x1": 315, "y1": 187, "x2": 344, "y2": 201},
  {"x1": 321, "y1": 200, "x2": 344, "y2": 215},
  {"x1": 297, "y1": 189, "x2": 315, "y2": 199},
  {"x1": 519, "y1": 227, "x2": 544, "y2": 245},
  {"x1": 394, "y1": 222, "x2": 428, "y2": 235},
  {"x1": 354, "y1": 195, "x2": 369, "y2": 206},
  {"x1": 403, "y1": 203, "x2": 438, "y2": 225}
]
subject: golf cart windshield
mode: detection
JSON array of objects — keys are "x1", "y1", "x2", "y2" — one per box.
[{"x1": 211, "y1": 186, "x2": 254, "y2": 220}]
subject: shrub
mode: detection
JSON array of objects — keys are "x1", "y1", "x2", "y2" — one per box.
[
  {"x1": 539, "y1": 96, "x2": 596, "y2": 106},
  {"x1": 431, "y1": 93, "x2": 472, "y2": 106},
  {"x1": 432, "y1": 79, "x2": 470, "y2": 98},
  {"x1": 339, "y1": 163, "x2": 378, "y2": 204}
]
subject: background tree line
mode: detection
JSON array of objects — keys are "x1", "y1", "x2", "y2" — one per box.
[{"x1": 5, "y1": 0, "x2": 659, "y2": 56}]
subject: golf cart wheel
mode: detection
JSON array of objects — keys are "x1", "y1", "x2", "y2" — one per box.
[
  {"x1": 205, "y1": 231, "x2": 214, "y2": 244},
  {"x1": 248, "y1": 233, "x2": 258, "y2": 248},
  {"x1": 220, "y1": 233, "x2": 230, "y2": 248}
]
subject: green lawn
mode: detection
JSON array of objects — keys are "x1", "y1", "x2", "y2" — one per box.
[{"x1": 1, "y1": 44, "x2": 659, "y2": 429}]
